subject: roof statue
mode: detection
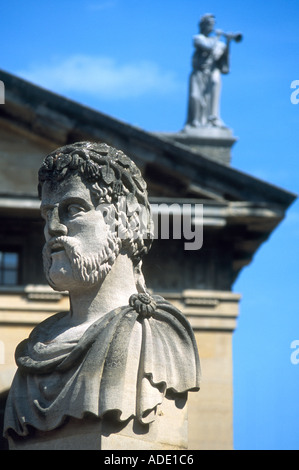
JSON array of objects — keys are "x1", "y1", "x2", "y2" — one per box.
[
  {"x1": 155, "y1": 14, "x2": 243, "y2": 165},
  {"x1": 185, "y1": 13, "x2": 242, "y2": 130}
]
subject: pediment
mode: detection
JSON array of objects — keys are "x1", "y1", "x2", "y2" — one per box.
[
  {"x1": 0, "y1": 69, "x2": 295, "y2": 213},
  {"x1": 0, "y1": 120, "x2": 54, "y2": 197}
]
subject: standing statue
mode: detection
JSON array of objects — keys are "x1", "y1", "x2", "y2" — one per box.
[
  {"x1": 185, "y1": 13, "x2": 242, "y2": 129},
  {"x1": 4, "y1": 142, "x2": 200, "y2": 450}
]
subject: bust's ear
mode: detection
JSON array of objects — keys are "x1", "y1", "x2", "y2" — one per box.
[
  {"x1": 133, "y1": 260, "x2": 147, "y2": 293},
  {"x1": 96, "y1": 203, "x2": 118, "y2": 232}
]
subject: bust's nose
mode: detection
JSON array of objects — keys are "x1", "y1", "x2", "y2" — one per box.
[{"x1": 45, "y1": 206, "x2": 67, "y2": 239}]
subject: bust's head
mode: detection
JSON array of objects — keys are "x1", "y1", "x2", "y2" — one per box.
[{"x1": 38, "y1": 142, "x2": 154, "y2": 292}]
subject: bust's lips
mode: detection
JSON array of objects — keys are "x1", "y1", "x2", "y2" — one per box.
[{"x1": 50, "y1": 241, "x2": 65, "y2": 254}]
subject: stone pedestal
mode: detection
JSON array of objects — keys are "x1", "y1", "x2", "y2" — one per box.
[
  {"x1": 8, "y1": 393, "x2": 188, "y2": 450},
  {"x1": 163, "y1": 289, "x2": 241, "y2": 450},
  {"x1": 156, "y1": 126, "x2": 237, "y2": 165}
]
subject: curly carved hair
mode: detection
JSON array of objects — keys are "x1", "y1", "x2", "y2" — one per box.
[{"x1": 38, "y1": 141, "x2": 154, "y2": 265}]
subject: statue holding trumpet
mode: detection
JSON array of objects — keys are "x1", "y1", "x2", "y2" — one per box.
[{"x1": 185, "y1": 14, "x2": 242, "y2": 129}]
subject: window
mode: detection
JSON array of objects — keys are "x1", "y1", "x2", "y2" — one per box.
[{"x1": 0, "y1": 251, "x2": 19, "y2": 285}]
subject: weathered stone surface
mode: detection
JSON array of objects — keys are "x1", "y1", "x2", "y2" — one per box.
[
  {"x1": 8, "y1": 393, "x2": 188, "y2": 450},
  {"x1": 156, "y1": 127, "x2": 237, "y2": 165},
  {"x1": 4, "y1": 142, "x2": 200, "y2": 450}
]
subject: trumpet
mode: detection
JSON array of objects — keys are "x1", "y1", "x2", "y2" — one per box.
[{"x1": 215, "y1": 29, "x2": 243, "y2": 42}]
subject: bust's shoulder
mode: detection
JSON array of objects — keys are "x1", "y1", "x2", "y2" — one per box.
[
  {"x1": 128, "y1": 292, "x2": 188, "y2": 326},
  {"x1": 28, "y1": 311, "x2": 70, "y2": 342}
]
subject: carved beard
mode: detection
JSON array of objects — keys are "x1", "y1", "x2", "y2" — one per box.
[{"x1": 42, "y1": 232, "x2": 121, "y2": 290}]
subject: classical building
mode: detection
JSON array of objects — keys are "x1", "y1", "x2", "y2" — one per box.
[{"x1": 0, "y1": 70, "x2": 295, "y2": 450}]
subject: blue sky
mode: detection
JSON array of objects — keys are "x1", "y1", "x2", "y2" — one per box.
[{"x1": 1, "y1": 0, "x2": 299, "y2": 450}]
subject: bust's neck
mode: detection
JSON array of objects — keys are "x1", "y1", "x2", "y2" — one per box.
[{"x1": 68, "y1": 253, "x2": 137, "y2": 327}]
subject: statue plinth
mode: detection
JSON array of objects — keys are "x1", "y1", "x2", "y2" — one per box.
[
  {"x1": 8, "y1": 394, "x2": 188, "y2": 450},
  {"x1": 177, "y1": 12, "x2": 242, "y2": 166},
  {"x1": 156, "y1": 126, "x2": 237, "y2": 165}
]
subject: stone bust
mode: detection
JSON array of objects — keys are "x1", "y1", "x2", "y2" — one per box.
[{"x1": 4, "y1": 142, "x2": 200, "y2": 448}]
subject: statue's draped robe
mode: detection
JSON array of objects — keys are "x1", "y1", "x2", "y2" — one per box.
[
  {"x1": 4, "y1": 296, "x2": 200, "y2": 437},
  {"x1": 187, "y1": 34, "x2": 227, "y2": 126}
]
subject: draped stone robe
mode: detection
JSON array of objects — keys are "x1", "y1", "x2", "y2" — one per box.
[{"x1": 4, "y1": 295, "x2": 200, "y2": 438}]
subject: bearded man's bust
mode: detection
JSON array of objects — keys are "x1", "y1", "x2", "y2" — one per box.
[{"x1": 4, "y1": 142, "x2": 200, "y2": 450}]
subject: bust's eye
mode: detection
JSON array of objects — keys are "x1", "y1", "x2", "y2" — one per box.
[{"x1": 67, "y1": 204, "x2": 84, "y2": 217}]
